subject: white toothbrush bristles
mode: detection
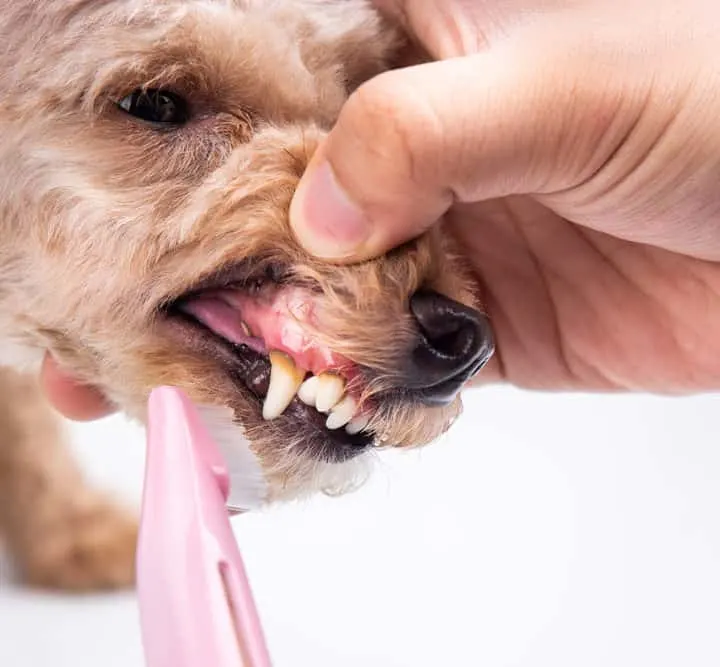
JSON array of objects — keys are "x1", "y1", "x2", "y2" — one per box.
[{"x1": 196, "y1": 404, "x2": 268, "y2": 512}]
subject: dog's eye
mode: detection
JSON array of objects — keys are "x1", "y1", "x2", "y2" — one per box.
[{"x1": 117, "y1": 89, "x2": 189, "y2": 125}]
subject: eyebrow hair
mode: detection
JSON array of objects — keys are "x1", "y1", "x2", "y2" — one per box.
[{"x1": 84, "y1": 42, "x2": 221, "y2": 115}]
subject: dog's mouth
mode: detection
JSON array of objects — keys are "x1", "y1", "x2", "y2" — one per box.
[{"x1": 161, "y1": 263, "x2": 374, "y2": 463}]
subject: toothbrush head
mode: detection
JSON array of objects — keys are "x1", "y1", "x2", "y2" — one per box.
[{"x1": 195, "y1": 403, "x2": 268, "y2": 512}]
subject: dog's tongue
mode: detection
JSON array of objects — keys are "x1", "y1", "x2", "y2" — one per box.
[{"x1": 180, "y1": 287, "x2": 343, "y2": 375}]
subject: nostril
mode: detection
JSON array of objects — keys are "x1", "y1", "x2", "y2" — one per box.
[
  {"x1": 404, "y1": 290, "x2": 494, "y2": 405},
  {"x1": 411, "y1": 293, "x2": 480, "y2": 362}
]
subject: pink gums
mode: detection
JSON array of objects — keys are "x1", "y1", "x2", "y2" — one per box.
[{"x1": 180, "y1": 286, "x2": 350, "y2": 377}]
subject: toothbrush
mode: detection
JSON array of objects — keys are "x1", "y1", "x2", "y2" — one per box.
[{"x1": 136, "y1": 385, "x2": 273, "y2": 667}]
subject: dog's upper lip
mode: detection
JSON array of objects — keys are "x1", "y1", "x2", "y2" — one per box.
[
  {"x1": 162, "y1": 259, "x2": 347, "y2": 377},
  {"x1": 169, "y1": 260, "x2": 290, "y2": 300},
  {"x1": 175, "y1": 285, "x2": 349, "y2": 377}
]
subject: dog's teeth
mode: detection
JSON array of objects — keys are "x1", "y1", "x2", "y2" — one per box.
[
  {"x1": 298, "y1": 375, "x2": 320, "y2": 405},
  {"x1": 315, "y1": 373, "x2": 345, "y2": 413},
  {"x1": 240, "y1": 321, "x2": 251, "y2": 336},
  {"x1": 262, "y1": 351, "x2": 305, "y2": 420},
  {"x1": 325, "y1": 396, "x2": 357, "y2": 430},
  {"x1": 345, "y1": 414, "x2": 370, "y2": 435}
]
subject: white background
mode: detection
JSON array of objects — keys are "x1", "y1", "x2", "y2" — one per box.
[{"x1": 1, "y1": 387, "x2": 719, "y2": 667}]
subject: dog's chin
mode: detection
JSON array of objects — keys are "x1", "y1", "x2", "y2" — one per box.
[{"x1": 156, "y1": 260, "x2": 377, "y2": 465}]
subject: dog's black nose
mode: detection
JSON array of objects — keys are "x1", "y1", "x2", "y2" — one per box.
[{"x1": 403, "y1": 290, "x2": 495, "y2": 406}]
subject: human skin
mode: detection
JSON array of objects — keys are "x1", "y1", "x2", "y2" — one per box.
[{"x1": 290, "y1": 0, "x2": 720, "y2": 393}]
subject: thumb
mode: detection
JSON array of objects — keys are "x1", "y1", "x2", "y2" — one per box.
[{"x1": 290, "y1": 44, "x2": 624, "y2": 262}]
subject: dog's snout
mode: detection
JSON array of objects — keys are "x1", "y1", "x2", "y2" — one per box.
[{"x1": 403, "y1": 290, "x2": 494, "y2": 406}]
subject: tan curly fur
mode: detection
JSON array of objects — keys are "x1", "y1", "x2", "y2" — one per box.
[{"x1": 0, "y1": 0, "x2": 481, "y2": 591}]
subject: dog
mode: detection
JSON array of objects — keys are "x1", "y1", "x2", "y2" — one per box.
[{"x1": 0, "y1": 0, "x2": 493, "y2": 591}]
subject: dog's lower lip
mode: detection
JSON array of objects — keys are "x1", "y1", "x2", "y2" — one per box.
[{"x1": 162, "y1": 310, "x2": 372, "y2": 462}]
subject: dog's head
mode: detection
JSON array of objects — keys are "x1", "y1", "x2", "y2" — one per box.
[{"x1": 0, "y1": 0, "x2": 493, "y2": 499}]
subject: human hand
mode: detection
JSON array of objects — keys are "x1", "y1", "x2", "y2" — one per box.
[{"x1": 290, "y1": 0, "x2": 720, "y2": 392}]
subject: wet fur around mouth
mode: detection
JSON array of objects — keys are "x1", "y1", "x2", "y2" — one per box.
[{"x1": 0, "y1": 0, "x2": 489, "y2": 591}]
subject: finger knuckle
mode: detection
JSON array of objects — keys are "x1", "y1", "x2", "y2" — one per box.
[{"x1": 341, "y1": 70, "x2": 443, "y2": 186}]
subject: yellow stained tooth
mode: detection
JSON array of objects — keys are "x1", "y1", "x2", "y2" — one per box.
[
  {"x1": 315, "y1": 373, "x2": 345, "y2": 413},
  {"x1": 262, "y1": 351, "x2": 305, "y2": 421},
  {"x1": 325, "y1": 395, "x2": 357, "y2": 430},
  {"x1": 345, "y1": 414, "x2": 370, "y2": 435}
]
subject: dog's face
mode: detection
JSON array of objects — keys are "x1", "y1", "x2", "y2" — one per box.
[{"x1": 0, "y1": 0, "x2": 493, "y2": 499}]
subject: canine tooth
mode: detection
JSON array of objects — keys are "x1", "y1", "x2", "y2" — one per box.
[
  {"x1": 325, "y1": 396, "x2": 357, "y2": 430},
  {"x1": 345, "y1": 414, "x2": 370, "y2": 435},
  {"x1": 262, "y1": 351, "x2": 305, "y2": 420},
  {"x1": 298, "y1": 376, "x2": 320, "y2": 405},
  {"x1": 315, "y1": 373, "x2": 345, "y2": 413},
  {"x1": 240, "y1": 321, "x2": 251, "y2": 336}
]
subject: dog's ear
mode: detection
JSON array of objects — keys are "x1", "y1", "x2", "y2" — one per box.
[{"x1": 293, "y1": 0, "x2": 424, "y2": 92}]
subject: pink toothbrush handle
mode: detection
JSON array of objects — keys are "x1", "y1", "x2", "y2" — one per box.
[{"x1": 137, "y1": 386, "x2": 273, "y2": 667}]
